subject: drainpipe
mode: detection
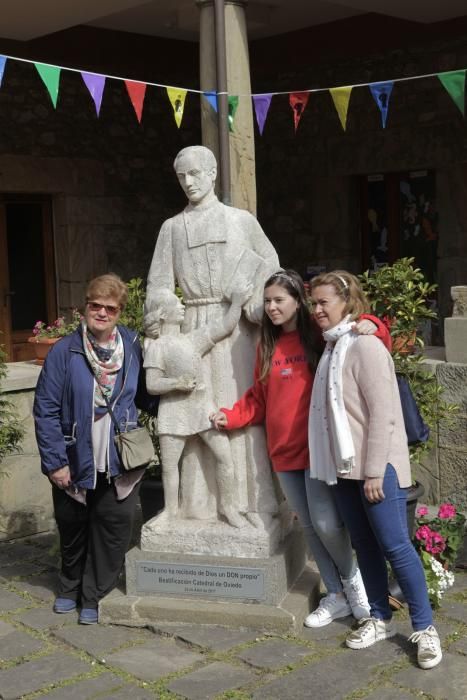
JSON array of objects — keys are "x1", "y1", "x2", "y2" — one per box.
[{"x1": 213, "y1": 0, "x2": 231, "y2": 205}]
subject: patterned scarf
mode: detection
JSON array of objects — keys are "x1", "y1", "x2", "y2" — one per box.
[
  {"x1": 82, "y1": 321, "x2": 124, "y2": 406},
  {"x1": 308, "y1": 316, "x2": 358, "y2": 485}
]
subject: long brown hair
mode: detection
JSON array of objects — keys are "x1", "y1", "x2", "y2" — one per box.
[{"x1": 259, "y1": 269, "x2": 321, "y2": 381}]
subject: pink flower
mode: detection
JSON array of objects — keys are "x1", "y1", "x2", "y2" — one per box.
[
  {"x1": 415, "y1": 525, "x2": 433, "y2": 542},
  {"x1": 417, "y1": 506, "x2": 429, "y2": 516},
  {"x1": 426, "y1": 531, "x2": 446, "y2": 555},
  {"x1": 438, "y1": 503, "x2": 456, "y2": 519}
]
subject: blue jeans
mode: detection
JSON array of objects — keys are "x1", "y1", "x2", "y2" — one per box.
[
  {"x1": 333, "y1": 464, "x2": 432, "y2": 631},
  {"x1": 277, "y1": 470, "x2": 355, "y2": 594}
]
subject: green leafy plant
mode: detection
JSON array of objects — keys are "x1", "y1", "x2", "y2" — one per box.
[
  {"x1": 0, "y1": 344, "x2": 24, "y2": 466},
  {"x1": 31, "y1": 309, "x2": 82, "y2": 339},
  {"x1": 414, "y1": 503, "x2": 465, "y2": 607},
  {"x1": 359, "y1": 258, "x2": 458, "y2": 464}
]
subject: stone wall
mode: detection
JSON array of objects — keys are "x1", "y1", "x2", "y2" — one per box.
[
  {"x1": 0, "y1": 363, "x2": 54, "y2": 541},
  {"x1": 251, "y1": 23, "x2": 467, "y2": 322}
]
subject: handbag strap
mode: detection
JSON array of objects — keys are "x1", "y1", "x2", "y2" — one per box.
[{"x1": 97, "y1": 387, "x2": 122, "y2": 435}]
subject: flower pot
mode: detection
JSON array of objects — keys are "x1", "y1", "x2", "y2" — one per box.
[
  {"x1": 139, "y1": 477, "x2": 164, "y2": 523},
  {"x1": 27, "y1": 337, "x2": 60, "y2": 365}
]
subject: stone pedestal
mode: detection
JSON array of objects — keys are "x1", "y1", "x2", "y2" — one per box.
[
  {"x1": 99, "y1": 526, "x2": 319, "y2": 633},
  {"x1": 445, "y1": 285, "x2": 467, "y2": 363}
]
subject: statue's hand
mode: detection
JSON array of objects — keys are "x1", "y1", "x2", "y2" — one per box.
[
  {"x1": 209, "y1": 410, "x2": 228, "y2": 430},
  {"x1": 176, "y1": 374, "x2": 197, "y2": 392},
  {"x1": 231, "y1": 283, "x2": 254, "y2": 308}
]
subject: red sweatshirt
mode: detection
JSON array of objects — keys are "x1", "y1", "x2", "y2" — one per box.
[{"x1": 221, "y1": 315, "x2": 391, "y2": 473}]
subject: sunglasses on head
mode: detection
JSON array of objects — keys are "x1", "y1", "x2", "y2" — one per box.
[{"x1": 86, "y1": 301, "x2": 120, "y2": 315}]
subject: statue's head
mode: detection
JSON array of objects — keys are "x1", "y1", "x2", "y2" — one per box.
[
  {"x1": 173, "y1": 146, "x2": 217, "y2": 204},
  {"x1": 144, "y1": 288, "x2": 185, "y2": 337}
]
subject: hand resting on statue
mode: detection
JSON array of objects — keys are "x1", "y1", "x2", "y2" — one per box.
[
  {"x1": 209, "y1": 410, "x2": 228, "y2": 430},
  {"x1": 175, "y1": 374, "x2": 198, "y2": 392}
]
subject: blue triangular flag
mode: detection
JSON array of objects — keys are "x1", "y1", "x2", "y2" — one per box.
[
  {"x1": 369, "y1": 81, "x2": 394, "y2": 128},
  {"x1": 203, "y1": 91, "x2": 218, "y2": 112},
  {"x1": 0, "y1": 56, "x2": 6, "y2": 87}
]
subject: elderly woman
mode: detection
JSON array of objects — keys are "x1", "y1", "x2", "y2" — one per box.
[
  {"x1": 308, "y1": 270, "x2": 441, "y2": 670},
  {"x1": 34, "y1": 274, "x2": 158, "y2": 625}
]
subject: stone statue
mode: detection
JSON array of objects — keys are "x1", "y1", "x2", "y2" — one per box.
[
  {"x1": 451, "y1": 286, "x2": 467, "y2": 317},
  {"x1": 143, "y1": 286, "x2": 253, "y2": 530},
  {"x1": 145, "y1": 145, "x2": 280, "y2": 529}
]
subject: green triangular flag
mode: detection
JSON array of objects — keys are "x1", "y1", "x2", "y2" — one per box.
[
  {"x1": 35, "y1": 63, "x2": 61, "y2": 108},
  {"x1": 228, "y1": 95, "x2": 239, "y2": 132},
  {"x1": 438, "y1": 69, "x2": 466, "y2": 116}
]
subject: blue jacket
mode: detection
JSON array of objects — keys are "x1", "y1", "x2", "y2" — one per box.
[{"x1": 33, "y1": 325, "x2": 158, "y2": 490}]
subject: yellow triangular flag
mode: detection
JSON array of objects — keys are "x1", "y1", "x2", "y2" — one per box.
[
  {"x1": 329, "y1": 86, "x2": 353, "y2": 131},
  {"x1": 167, "y1": 87, "x2": 187, "y2": 128}
]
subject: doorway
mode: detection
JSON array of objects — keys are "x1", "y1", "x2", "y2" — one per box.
[{"x1": 0, "y1": 195, "x2": 57, "y2": 361}]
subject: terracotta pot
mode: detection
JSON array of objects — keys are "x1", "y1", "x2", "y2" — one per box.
[{"x1": 27, "y1": 337, "x2": 60, "y2": 365}]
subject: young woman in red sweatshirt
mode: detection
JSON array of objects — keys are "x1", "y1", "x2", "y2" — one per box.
[{"x1": 210, "y1": 269, "x2": 391, "y2": 628}]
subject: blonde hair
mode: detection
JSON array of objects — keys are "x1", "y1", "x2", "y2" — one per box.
[
  {"x1": 85, "y1": 273, "x2": 128, "y2": 309},
  {"x1": 310, "y1": 270, "x2": 370, "y2": 321}
]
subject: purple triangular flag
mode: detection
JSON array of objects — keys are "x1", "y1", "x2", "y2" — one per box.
[
  {"x1": 253, "y1": 94, "x2": 273, "y2": 135},
  {"x1": 203, "y1": 91, "x2": 218, "y2": 112},
  {"x1": 0, "y1": 56, "x2": 6, "y2": 87},
  {"x1": 81, "y1": 72, "x2": 106, "y2": 116},
  {"x1": 369, "y1": 81, "x2": 394, "y2": 128}
]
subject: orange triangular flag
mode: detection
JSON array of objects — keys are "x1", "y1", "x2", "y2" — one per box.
[{"x1": 289, "y1": 92, "x2": 310, "y2": 132}]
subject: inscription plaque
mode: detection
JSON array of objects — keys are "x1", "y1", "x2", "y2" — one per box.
[{"x1": 137, "y1": 561, "x2": 265, "y2": 600}]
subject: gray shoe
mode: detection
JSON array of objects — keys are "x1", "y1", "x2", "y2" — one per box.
[
  {"x1": 346, "y1": 617, "x2": 396, "y2": 649},
  {"x1": 409, "y1": 625, "x2": 442, "y2": 669}
]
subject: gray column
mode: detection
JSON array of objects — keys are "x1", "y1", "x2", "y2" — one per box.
[{"x1": 197, "y1": 0, "x2": 257, "y2": 213}]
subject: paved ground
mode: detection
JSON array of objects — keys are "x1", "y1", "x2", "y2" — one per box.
[{"x1": 0, "y1": 533, "x2": 466, "y2": 700}]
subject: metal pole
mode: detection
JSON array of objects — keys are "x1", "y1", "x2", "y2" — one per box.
[{"x1": 213, "y1": 0, "x2": 231, "y2": 205}]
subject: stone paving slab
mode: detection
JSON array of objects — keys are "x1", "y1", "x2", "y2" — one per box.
[
  {"x1": 10, "y1": 572, "x2": 57, "y2": 602},
  {"x1": 0, "y1": 651, "x2": 92, "y2": 700},
  {"x1": 437, "y1": 599, "x2": 467, "y2": 624},
  {"x1": 98, "y1": 686, "x2": 158, "y2": 699},
  {"x1": 0, "y1": 561, "x2": 46, "y2": 580},
  {"x1": 236, "y1": 637, "x2": 313, "y2": 670},
  {"x1": 152, "y1": 623, "x2": 261, "y2": 652},
  {"x1": 0, "y1": 543, "x2": 39, "y2": 566},
  {"x1": 392, "y1": 652, "x2": 465, "y2": 699},
  {"x1": 32, "y1": 672, "x2": 129, "y2": 699},
  {"x1": 298, "y1": 615, "x2": 354, "y2": 642},
  {"x1": 13, "y1": 606, "x2": 79, "y2": 630},
  {"x1": 167, "y1": 660, "x2": 257, "y2": 699},
  {"x1": 103, "y1": 637, "x2": 204, "y2": 682},
  {"x1": 364, "y1": 689, "x2": 415, "y2": 700},
  {"x1": 0, "y1": 628, "x2": 44, "y2": 661},
  {"x1": 450, "y1": 633, "x2": 467, "y2": 655},
  {"x1": 53, "y1": 623, "x2": 154, "y2": 658},
  {"x1": 0, "y1": 620, "x2": 16, "y2": 636},
  {"x1": 0, "y1": 586, "x2": 29, "y2": 612}
]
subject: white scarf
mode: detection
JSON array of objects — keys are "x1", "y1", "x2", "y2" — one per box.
[{"x1": 308, "y1": 317, "x2": 358, "y2": 485}]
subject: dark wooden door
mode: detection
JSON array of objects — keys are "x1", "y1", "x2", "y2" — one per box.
[{"x1": 0, "y1": 196, "x2": 57, "y2": 361}]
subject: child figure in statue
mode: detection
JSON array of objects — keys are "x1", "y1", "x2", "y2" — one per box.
[{"x1": 143, "y1": 285, "x2": 252, "y2": 529}]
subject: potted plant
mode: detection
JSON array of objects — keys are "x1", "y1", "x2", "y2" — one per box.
[
  {"x1": 414, "y1": 503, "x2": 466, "y2": 607},
  {"x1": 28, "y1": 309, "x2": 82, "y2": 364},
  {"x1": 359, "y1": 258, "x2": 457, "y2": 467}
]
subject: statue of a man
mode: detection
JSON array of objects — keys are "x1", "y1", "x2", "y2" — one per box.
[{"x1": 145, "y1": 145, "x2": 279, "y2": 526}]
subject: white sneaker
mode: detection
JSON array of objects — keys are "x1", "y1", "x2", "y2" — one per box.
[
  {"x1": 346, "y1": 617, "x2": 396, "y2": 649},
  {"x1": 408, "y1": 625, "x2": 442, "y2": 669},
  {"x1": 304, "y1": 594, "x2": 352, "y2": 628},
  {"x1": 342, "y1": 568, "x2": 371, "y2": 620}
]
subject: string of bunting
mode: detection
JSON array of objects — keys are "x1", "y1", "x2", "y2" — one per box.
[{"x1": 0, "y1": 53, "x2": 465, "y2": 133}]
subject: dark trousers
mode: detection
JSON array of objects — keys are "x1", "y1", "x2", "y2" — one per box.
[{"x1": 52, "y1": 473, "x2": 140, "y2": 608}]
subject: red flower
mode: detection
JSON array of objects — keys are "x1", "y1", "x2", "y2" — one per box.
[{"x1": 438, "y1": 503, "x2": 456, "y2": 519}]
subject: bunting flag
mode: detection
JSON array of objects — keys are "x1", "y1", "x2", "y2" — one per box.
[
  {"x1": 0, "y1": 56, "x2": 6, "y2": 87},
  {"x1": 369, "y1": 81, "x2": 394, "y2": 128},
  {"x1": 289, "y1": 92, "x2": 310, "y2": 132},
  {"x1": 81, "y1": 72, "x2": 106, "y2": 116},
  {"x1": 167, "y1": 87, "x2": 187, "y2": 128},
  {"x1": 253, "y1": 94, "x2": 272, "y2": 135},
  {"x1": 437, "y1": 69, "x2": 466, "y2": 116},
  {"x1": 34, "y1": 63, "x2": 61, "y2": 108},
  {"x1": 124, "y1": 80, "x2": 147, "y2": 123},
  {"x1": 203, "y1": 91, "x2": 218, "y2": 112},
  {"x1": 228, "y1": 95, "x2": 239, "y2": 132},
  {"x1": 329, "y1": 86, "x2": 353, "y2": 131}
]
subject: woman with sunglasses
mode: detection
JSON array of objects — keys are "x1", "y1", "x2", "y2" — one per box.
[{"x1": 34, "y1": 274, "x2": 158, "y2": 624}]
